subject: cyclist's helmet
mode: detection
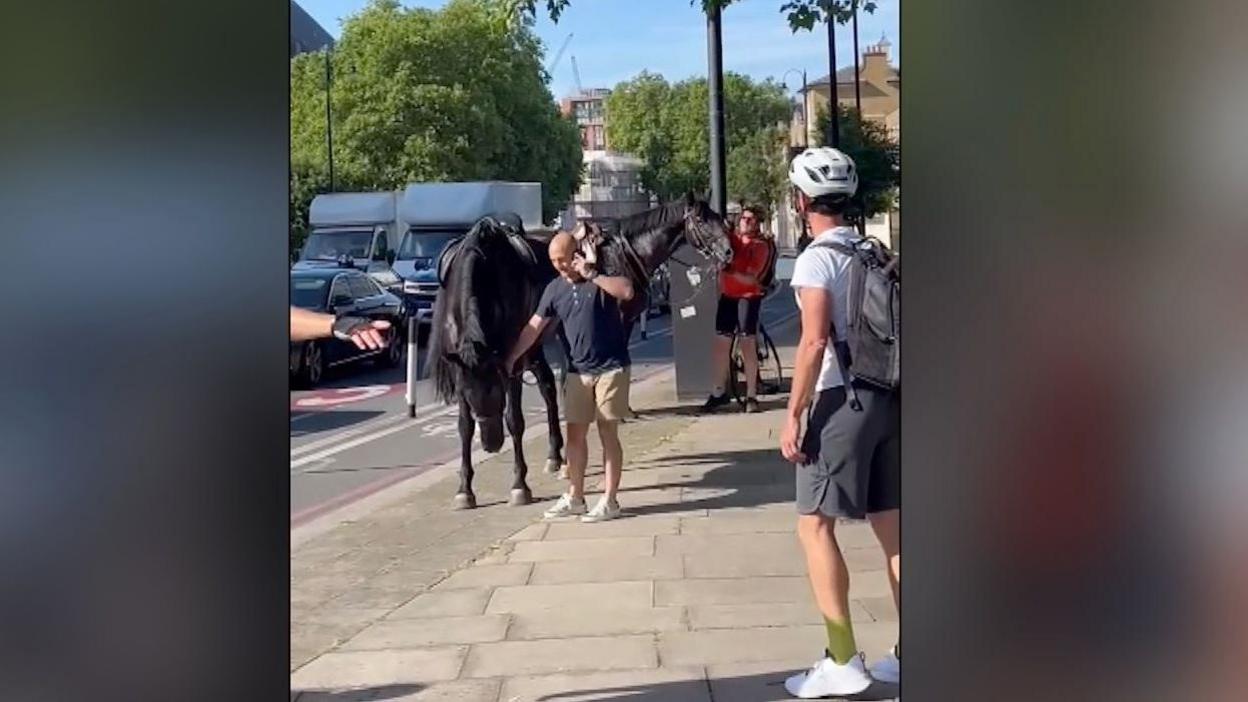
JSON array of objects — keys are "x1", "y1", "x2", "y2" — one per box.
[{"x1": 788, "y1": 147, "x2": 858, "y2": 199}]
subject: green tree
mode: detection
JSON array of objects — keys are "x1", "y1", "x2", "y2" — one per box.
[
  {"x1": 290, "y1": 0, "x2": 583, "y2": 251},
  {"x1": 727, "y1": 126, "x2": 789, "y2": 218},
  {"x1": 813, "y1": 104, "x2": 899, "y2": 216},
  {"x1": 510, "y1": 0, "x2": 875, "y2": 31},
  {"x1": 606, "y1": 73, "x2": 790, "y2": 206}
]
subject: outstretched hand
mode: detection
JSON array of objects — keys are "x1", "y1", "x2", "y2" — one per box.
[{"x1": 332, "y1": 316, "x2": 390, "y2": 350}]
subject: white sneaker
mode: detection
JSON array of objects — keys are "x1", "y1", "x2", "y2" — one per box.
[
  {"x1": 869, "y1": 647, "x2": 900, "y2": 683},
  {"x1": 784, "y1": 652, "x2": 872, "y2": 698},
  {"x1": 580, "y1": 496, "x2": 621, "y2": 523},
  {"x1": 543, "y1": 493, "x2": 586, "y2": 519}
]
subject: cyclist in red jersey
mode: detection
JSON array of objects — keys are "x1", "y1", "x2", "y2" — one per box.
[{"x1": 702, "y1": 205, "x2": 772, "y2": 414}]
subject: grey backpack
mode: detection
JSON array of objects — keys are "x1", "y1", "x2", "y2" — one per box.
[{"x1": 810, "y1": 237, "x2": 899, "y2": 409}]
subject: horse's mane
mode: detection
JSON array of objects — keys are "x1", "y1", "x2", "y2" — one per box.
[{"x1": 612, "y1": 200, "x2": 686, "y2": 240}]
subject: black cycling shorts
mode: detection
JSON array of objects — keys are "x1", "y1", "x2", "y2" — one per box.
[{"x1": 714, "y1": 296, "x2": 762, "y2": 337}]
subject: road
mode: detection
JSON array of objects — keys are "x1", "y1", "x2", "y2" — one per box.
[{"x1": 289, "y1": 283, "x2": 799, "y2": 527}]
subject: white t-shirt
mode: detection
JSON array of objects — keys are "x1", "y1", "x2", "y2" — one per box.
[{"x1": 790, "y1": 226, "x2": 859, "y2": 391}]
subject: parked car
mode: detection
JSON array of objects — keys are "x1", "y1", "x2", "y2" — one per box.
[{"x1": 290, "y1": 267, "x2": 406, "y2": 387}]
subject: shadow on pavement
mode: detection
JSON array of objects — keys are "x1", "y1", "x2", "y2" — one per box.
[
  {"x1": 293, "y1": 684, "x2": 425, "y2": 701},
  {"x1": 617, "y1": 447, "x2": 796, "y2": 515},
  {"x1": 522, "y1": 670, "x2": 899, "y2": 701},
  {"x1": 290, "y1": 410, "x2": 388, "y2": 438}
]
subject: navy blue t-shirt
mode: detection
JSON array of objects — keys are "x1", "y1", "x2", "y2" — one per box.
[{"x1": 537, "y1": 277, "x2": 631, "y2": 374}]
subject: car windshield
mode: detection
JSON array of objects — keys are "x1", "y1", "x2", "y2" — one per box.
[
  {"x1": 291, "y1": 277, "x2": 329, "y2": 310},
  {"x1": 302, "y1": 228, "x2": 373, "y2": 260},
  {"x1": 396, "y1": 230, "x2": 462, "y2": 261}
]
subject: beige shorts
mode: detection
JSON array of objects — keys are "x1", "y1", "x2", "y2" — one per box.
[{"x1": 564, "y1": 367, "x2": 632, "y2": 424}]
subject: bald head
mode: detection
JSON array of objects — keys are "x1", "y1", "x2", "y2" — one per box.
[
  {"x1": 550, "y1": 231, "x2": 576, "y2": 258},
  {"x1": 549, "y1": 231, "x2": 580, "y2": 281}
]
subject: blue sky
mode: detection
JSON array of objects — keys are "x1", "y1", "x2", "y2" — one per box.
[{"x1": 298, "y1": 0, "x2": 899, "y2": 99}]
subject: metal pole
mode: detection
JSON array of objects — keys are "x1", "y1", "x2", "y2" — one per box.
[
  {"x1": 802, "y1": 70, "x2": 808, "y2": 147},
  {"x1": 825, "y1": 11, "x2": 839, "y2": 148},
  {"x1": 706, "y1": 4, "x2": 727, "y2": 215},
  {"x1": 325, "y1": 49, "x2": 335, "y2": 192},
  {"x1": 852, "y1": 2, "x2": 866, "y2": 235},
  {"x1": 852, "y1": 3, "x2": 862, "y2": 118},
  {"x1": 405, "y1": 315, "x2": 419, "y2": 418}
]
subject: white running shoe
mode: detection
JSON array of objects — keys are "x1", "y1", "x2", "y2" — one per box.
[
  {"x1": 580, "y1": 496, "x2": 622, "y2": 523},
  {"x1": 784, "y1": 652, "x2": 872, "y2": 698},
  {"x1": 869, "y1": 647, "x2": 900, "y2": 684},
  {"x1": 543, "y1": 493, "x2": 586, "y2": 519}
]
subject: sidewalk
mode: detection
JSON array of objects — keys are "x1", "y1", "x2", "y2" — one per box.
[{"x1": 291, "y1": 332, "x2": 899, "y2": 702}]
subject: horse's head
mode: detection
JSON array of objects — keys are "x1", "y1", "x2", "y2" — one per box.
[
  {"x1": 681, "y1": 192, "x2": 733, "y2": 267},
  {"x1": 447, "y1": 339, "x2": 508, "y2": 452}
]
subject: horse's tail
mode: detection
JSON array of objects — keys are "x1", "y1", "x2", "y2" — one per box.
[
  {"x1": 428, "y1": 291, "x2": 458, "y2": 405},
  {"x1": 429, "y1": 245, "x2": 488, "y2": 405}
]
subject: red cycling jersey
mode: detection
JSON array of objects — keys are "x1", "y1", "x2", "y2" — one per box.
[{"x1": 719, "y1": 232, "x2": 771, "y2": 299}]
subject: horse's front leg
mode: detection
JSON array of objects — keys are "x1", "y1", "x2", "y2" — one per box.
[
  {"x1": 505, "y1": 377, "x2": 532, "y2": 506},
  {"x1": 532, "y1": 352, "x2": 564, "y2": 474},
  {"x1": 453, "y1": 395, "x2": 478, "y2": 510}
]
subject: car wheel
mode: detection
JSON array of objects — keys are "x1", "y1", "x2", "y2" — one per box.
[
  {"x1": 381, "y1": 324, "x2": 404, "y2": 368},
  {"x1": 299, "y1": 341, "x2": 324, "y2": 388}
]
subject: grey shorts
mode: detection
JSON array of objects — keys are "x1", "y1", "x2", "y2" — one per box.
[{"x1": 796, "y1": 385, "x2": 900, "y2": 519}]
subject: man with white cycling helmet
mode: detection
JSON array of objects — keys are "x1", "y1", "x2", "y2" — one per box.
[{"x1": 780, "y1": 147, "x2": 901, "y2": 697}]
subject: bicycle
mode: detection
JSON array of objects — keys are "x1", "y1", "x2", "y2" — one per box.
[{"x1": 727, "y1": 322, "x2": 784, "y2": 405}]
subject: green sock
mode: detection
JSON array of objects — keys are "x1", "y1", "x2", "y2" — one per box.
[{"x1": 823, "y1": 617, "x2": 858, "y2": 665}]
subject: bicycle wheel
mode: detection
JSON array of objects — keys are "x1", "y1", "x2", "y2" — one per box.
[{"x1": 757, "y1": 326, "x2": 784, "y2": 395}]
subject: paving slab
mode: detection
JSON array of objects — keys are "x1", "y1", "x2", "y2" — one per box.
[
  {"x1": 526, "y1": 554, "x2": 684, "y2": 585},
  {"x1": 341, "y1": 615, "x2": 510, "y2": 650},
  {"x1": 486, "y1": 581, "x2": 653, "y2": 614},
  {"x1": 543, "y1": 516, "x2": 681, "y2": 540},
  {"x1": 498, "y1": 667, "x2": 709, "y2": 702},
  {"x1": 654, "y1": 577, "x2": 811, "y2": 606},
  {"x1": 687, "y1": 601, "x2": 872, "y2": 630},
  {"x1": 507, "y1": 606, "x2": 686, "y2": 640},
  {"x1": 507, "y1": 536, "x2": 654, "y2": 562},
  {"x1": 461, "y1": 635, "x2": 657, "y2": 678},
  {"x1": 296, "y1": 679, "x2": 501, "y2": 702},
  {"x1": 291, "y1": 647, "x2": 468, "y2": 689},
  {"x1": 431, "y1": 564, "x2": 533, "y2": 591},
  {"x1": 388, "y1": 588, "x2": 491, "y2": 619},
  {"x1": 658, "y1": 625, "x2": 826, "y2": 667}
]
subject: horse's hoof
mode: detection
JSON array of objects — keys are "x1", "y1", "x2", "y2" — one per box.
[
  {"x1": 453, "y1": 493, "x2": 477, "y2": 510},
  {"x1": 509, "y1": 488, "x2": 533, "y2": 506},
  {"x1": 544, "y1": 459, "x2": 561, "y2": 474},
  {"x1": 558, "y1": 466, "x2": 569, "y2": 480}
]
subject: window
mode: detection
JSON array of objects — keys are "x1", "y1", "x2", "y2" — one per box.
[
  {"x1": 348, "y1": 275, "x2": 376, "y2": 300},
  {"x1": 291, "y1": 278, "x2": 329, "y2": 310},
  {"x1": 328, "y1": 276, "x2": 352, "y2": 305}
]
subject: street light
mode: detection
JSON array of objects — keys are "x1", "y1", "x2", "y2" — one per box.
[{"x1": 780, "y1": 68, "x2": 809, "y2": 148}]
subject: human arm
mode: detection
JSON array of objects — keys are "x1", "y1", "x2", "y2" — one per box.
[
  {"x1": 290, "y1": 306, "x2": 390, "y2": 350},
  {"x1": 780, "y1": 287, "x2": 832, "y2": 463},
  {"x1": 573, "y1": 255, "x2": 634, "y2": 301},
  {"x1": 506, "y1": 314, "x2": 551, "y2": 373}
]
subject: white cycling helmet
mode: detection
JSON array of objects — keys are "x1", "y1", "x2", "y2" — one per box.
[{"x1": 789, "y1": 147, "x2": 858, "y2": 198}]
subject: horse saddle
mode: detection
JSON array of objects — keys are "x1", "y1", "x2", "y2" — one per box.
[{"x1": 437, "y1": 214, "x2": 539, "y2": 288}]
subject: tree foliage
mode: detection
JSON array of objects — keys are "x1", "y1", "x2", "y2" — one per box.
[
  {"x1": 813, "y1": 104, "x2": 899, "y2": 216},
  {"x1": 726, "y1": 126, "x2": 789, "y2": 219},
  {"x1": 511, "y1": 0, "x2": 875, "y2": 31},
  {"x1": 606, "y1": 72, "x2": 791, "y2": 209},
  {"x1": 290, "y1": 0, "x2": 583, "y2": 249}
]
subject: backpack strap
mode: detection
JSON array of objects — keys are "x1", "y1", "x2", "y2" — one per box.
[{"x1": 806, "y1": 240, "x2": 864, "y2": 411}]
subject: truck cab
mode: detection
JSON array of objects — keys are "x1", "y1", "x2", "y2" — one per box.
[
  {"x1": 394, "y1": 182, "x2": 544, "y2": 326},
  {"x1": 294, "y1": 192, "x2": 404, "y2": 295}
]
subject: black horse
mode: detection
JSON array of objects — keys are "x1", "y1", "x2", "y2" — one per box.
[
  {"x1": 429, "y1": 215, "x2": 564, "y2": 509},
  {"x1": 589, "y1": 192, "x2": 734, "y2": 328},
  {"x1": 429, "y1": 196, "x2": 731, "y2": 511}
]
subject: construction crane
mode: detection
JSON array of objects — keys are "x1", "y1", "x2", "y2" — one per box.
[
  {"x1": 570, "y1": 54, "x2": 584, "y2": 95},
  {"x1": 546, "y1": 32, "x2": 573, "y2": 74}
]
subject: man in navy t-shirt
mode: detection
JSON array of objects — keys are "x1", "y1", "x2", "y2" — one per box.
[{"x1": 507, "y1": 231, "x2": 635, "y2": 523}]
